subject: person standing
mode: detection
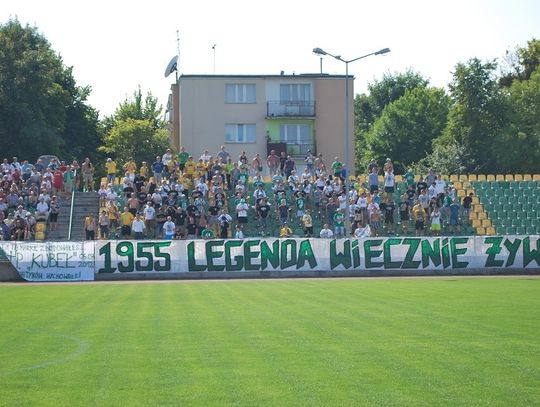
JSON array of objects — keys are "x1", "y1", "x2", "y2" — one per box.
[
  {"x1": 216, "y1": 145, "x2": 231, "y2": 164},
  {"x1": 302, "y1": 209, "x2": 313, "y2": 237},
  {"x1": 84, "y1": 215, "x2": 96, "y2": 240},
  {"x1": 266, "y1": 150, "x2": 279, "y2": 177},
  {"x1": 162, "y1": 216, "x2": 176, "y2": 240},
  {"x1": 48, "y1": 196, "x2": 61, "y2": 231},
  {"x1": 131, "y1": 214, "x2": 146, "y2": 239},
  {"x1": 81, "y1": 157, "x2": 94, "y2": 192},
  {"x1": 152, "y1": 156, "x2": 165, "y2": 183},
  {"x1": 119, "y1": 207, "x2": 134, "y2": 238},
  {"x1": 105, "y1": 158, "x2": 117, "y2": 185}
]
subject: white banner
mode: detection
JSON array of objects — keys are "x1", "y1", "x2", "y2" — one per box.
[
  {"x1": 1, "y1": 235, "x2": 539, "y2": 280},
  {"x1": 0, "y1": 241, "x2": 95, "y2": 281}
]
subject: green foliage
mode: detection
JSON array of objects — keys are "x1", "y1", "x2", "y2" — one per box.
[
  {"x1": 100, "y1": 119, "x2": 170, "y2": 167},
  {"x1": 436, "y1": 58, "x2": 510, "y2": 173},
  {"x1": 500, "y1": 38, "x2": 540, "y2": 86},
  {"x1": 0, "y1": 19, "x2": 100, "y2": 161},
  {"x1": 411, "y1": 140, "x2": 472, "y2": 176},
  {"x1": 355, "y1": 70, "x2": 429, "y2": 168},
  {"x1": 362, "y1": 87, "x2": 449, "y2": 173}
]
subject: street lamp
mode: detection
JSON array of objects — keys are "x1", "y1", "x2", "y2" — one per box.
[{"x1": 313, "y1": 46, "x2": 390, "y2": 233}]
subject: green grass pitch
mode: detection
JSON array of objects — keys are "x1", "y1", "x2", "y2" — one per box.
[{"x1": 0, "y1": 277, "x2": 539, "y2": 406}]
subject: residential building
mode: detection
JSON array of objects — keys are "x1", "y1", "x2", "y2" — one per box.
[{"x1": 167, "y1": 73, "x2": 354, "y2": 172}]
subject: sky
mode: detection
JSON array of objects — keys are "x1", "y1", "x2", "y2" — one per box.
[{"x1": 2, "y1": 0, "x2": 540, "y2": 118}]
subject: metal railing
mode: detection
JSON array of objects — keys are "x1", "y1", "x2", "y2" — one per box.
[
  {"x1": 267, "y1": 101, "x2": 316, "y2": 117},
  {"x1": 67, "y1": 170, "x2": 77, "y2": 241}
]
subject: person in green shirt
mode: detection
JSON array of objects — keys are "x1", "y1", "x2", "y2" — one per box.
[
  {"x1": 404, "y1": 168, "x2": 415, "y2": 188},
  {"x1": 177, "y1": 146, "x2": 190, "y2": 171},
  {"x1": 331, "y1": 157, "x2": 343, "y2": 180},
  {"x1": 224, "y1": 158, "x2": 234, "y2": 190},
  {"x1": 333, "y1": 209, "x2": 345, "y2": 237}
]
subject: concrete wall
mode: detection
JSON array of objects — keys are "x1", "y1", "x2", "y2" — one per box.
[{"x1": 314, "y1": 76, "x2": 353, "y2": 173}]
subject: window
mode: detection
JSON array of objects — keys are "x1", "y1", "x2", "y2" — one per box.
[
  {"x1": 225, "y1": 124, "x2": 256, "y2": 143},
  {"x1": 279, "y1": 84, "x2": 311, "y2": 102},
  {"x1": 280, "y1": 124, "x2": 311, "y2": 144},
  {"x1": 225, "y1": 84, "x2": 256, "y2": 103}
]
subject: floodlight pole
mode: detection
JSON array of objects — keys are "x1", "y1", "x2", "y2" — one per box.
[{"x1": 313, "y1": 47, "x2": 390, "y2": 234}]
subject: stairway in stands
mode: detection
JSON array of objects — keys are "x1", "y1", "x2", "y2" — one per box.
[{"x1": 47, "y1": 192, "x2": 99, "y2": 241}]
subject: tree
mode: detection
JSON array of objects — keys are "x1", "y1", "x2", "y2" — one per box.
[
  {"x1": 355, "y1": 70, "x2": 429, "y2": 168},
  {"x1": 0, "y1": 19, "x2": 100, "y2": 161},
  {"x1": 436, "y1": 58, "x2": 510, "y2": 173},
  {"x1": 362, "y1": 87, "x2": 449, "y2": 172},
  {"x1": 498, "y1": 66, "x2": 540, "y2": 172},
  {"x1": 500, "y1": 38, "x2": 540, "y2": 86},
  {"x1": 100, "y1": 89, "x2": 171, "y2": 167},
  {"x1": 100, "y1": 119, "x2": 171, "y2": 167}
]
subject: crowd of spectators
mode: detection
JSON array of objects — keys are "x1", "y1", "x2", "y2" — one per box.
[
  {"x1": 92, "y1": 146, "x2": 468, "y2": 241},
  {"x1": 0, "y1": 156, "x2": 84, "y2": 241}
]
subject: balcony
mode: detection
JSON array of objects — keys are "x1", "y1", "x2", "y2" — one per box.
[{"x1": 266, "y1": 101, "x2": 316, "y2": 118}]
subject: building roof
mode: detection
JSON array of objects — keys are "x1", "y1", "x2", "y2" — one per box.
[{"x1": 179, "y1": 73, "x2": 351, "y2": 79}]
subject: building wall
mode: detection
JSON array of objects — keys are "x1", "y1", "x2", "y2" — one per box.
[
  {"x1": 177, "y1": 75, "x2": 354, "y2": 172},
  {"x1": 314, "y1": 77, "x2": 354, "y2": 173},
  {"x1": 179, "y1": 77, "x2": 267, "y2": 161}
]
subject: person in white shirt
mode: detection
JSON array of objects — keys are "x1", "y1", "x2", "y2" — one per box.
[
  {"x1": 234, "y1": 225, "x2": 244, "y2": 239},
  {"x1": 143, "y1": 203, "x2": 156, "y2": 238},
  {"x1": 162, "y1": 216, "x2": 176, "y2": 240},
  {"x1": 162, "y1": 149, "x2": 173, "y2": 168},
  {"x1": 384, "y1": 171, "x2": 395, "y2": 197},
  {"x1": 319, "y1": 224, "x2": 334, "y2": 238},
  {"x1": 131, "y1": 214, "x2": 146, "y2": 239},
  {"x1": 199, "y1": 150, "x2": 212, "y2": 163},
  {"x1": 236, "y1": 199, "x2": 249, "y2": 228},
  {"x1": 36, "y1": 198, "x2": 49, "y2": 219}
]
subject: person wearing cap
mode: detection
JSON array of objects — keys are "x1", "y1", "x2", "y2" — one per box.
[
  {"x1": 384, "y1": 158, "x2": 393, "y2": 173},
  {"x1": 105, "y1": 158, "x2": 117, "y2": 185}
]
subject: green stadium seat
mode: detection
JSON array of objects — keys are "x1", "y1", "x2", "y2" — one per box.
[
  {"x1": 531, "y1": 218, "x2": 540, "y2": 227},
  {"x1": 526, "y1": 226, "x2": 536, "y2": 235},
  {"x1": 497, "y1": 196, "x2": 508, "y2": 205},
  {"x1": 528, "y1": 181, "x2": 537, "y2": 189},
  {"x1": 494, "y1": 189, "x2": 504, "y2": 197},
  {"x1": 516, "y1": 226, "x2": 526, "y2": 235},
  {"x1": 512, "y1": 218, "x2": 524, "y2": 227},
  {"x1": 502, "y1": 219, "x2": 512, "y2": 227},
  {"x1": 505, "y1": 227, "x2": 516, "y2": 234},
  {"x1": 492, "y1": 219, "x2": 502, "y2": 228}
]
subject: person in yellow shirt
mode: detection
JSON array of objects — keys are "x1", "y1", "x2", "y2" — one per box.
[
  {"x1": 412, "y1": 200, "x2": 427, "y2": 237},
  {"x1": 279, "y1": 222, "x2": 293, "y2": 238},
  {"x1": 139, "y1": 161, "x2": 149, "y2": 178},
  {"x1": 119, "y1": 207, "x2": 135, "y2": 237},
  {"x1": 196, "y1": 159, "x2": 207, "y2": 181},
  {"x1": 107, "y1": 204, "x2": 120, "y2": 238},
  {"x1": 105, "y1": 158, "x2": 117, "y2": 185},
  {"x1": 123, "y1": 158, "x2": 136, "y2": 178},
  {"x1": 184, "y1": 156, "x2": 196, "y2": 179}
]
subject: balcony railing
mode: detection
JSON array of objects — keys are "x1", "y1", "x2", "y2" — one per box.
[
  {"x1": 286, "y1": 143, "x2": 316, "y2": 157},
  {"x1": 266, "y1": 101, "x2": 316, "y2": 118}
]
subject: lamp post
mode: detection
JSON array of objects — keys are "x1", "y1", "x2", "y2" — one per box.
[{"x1": 313, "y1": 46, "x2": 390, "y2": 233}]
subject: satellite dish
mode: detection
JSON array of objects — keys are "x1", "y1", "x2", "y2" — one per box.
[{"x1": 164, "y1": 55, "x2": 178, "y2": 78}]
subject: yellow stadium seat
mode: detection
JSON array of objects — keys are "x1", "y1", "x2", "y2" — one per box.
[
  {"x1": 468, "y1": 174, "x2": 477, "y2": 181},
  {"x1": 472, "y1": 196, "x2": 479, "y2": 204},
  {"x1": 477, "y1": 174, "x2": 486, "y2": 181},
  {"x1": 462, "y1": 181, "x2": 471, "y2": 189},
  {"x1": 466, "y1": 189, "x2": 475, "y2": 196},
  {"x1": 524, "y1": 174, "x2": 532, "y2": 181},
  {"x1": 263, "y1": 176, "x2": 271, "y2": 183},
  {"x1": 533, "y1": 174, "x2": 540, "y2": 181},
  {"x1": 414, "y1": 175, "x2": 420, "y2": 182},
  {"x1": 459, "y1": 174, "x2": 467, "y2": 182},
  {"x1": 349, "y1": 175, "x2": 356, "y2": 181},
  {"x1": 395, "y1": 175, "x2": 403, "y2": 183},
  {"x1": 482, "y1": 219, "x2": 492, "y2": 228},
  {"x1": 35, "y1": 231, "x2": 45, "y2": 241},
  {"x1": 486, "y1": 227, "x2": 496, "y2": 235},
  {"x1": 478, "y1": 212, "x2": 487, "y2": 220},
  {"x1": 439, "y1": 174, "x2": 448, "y2": 181},
  {"x1": 514, "y1": 174, "x2": 523, "y2": 181},
  {"x1": 454, "y1": 181, "x2": 462, "y2": 189},
  {"x1": 357, "y1": 175, "x2": 366, "y2": 183},
  {"x1": 450, "y1": 175, "x2": 459, "y2": 182},
  {"x1": 496, "y1": 174, "x2": 504, "y2": 181},
  {"x1": 378, "y1": 175, "x2": 384, "y2": 183},
  {"x1": 35, "y1": 223, "x2": 46, "y2": 233},
  {"x1": 472, "y1": 219, "x2": 482, "y2": 228},
  {"x1": 474, "y1": 204, "x2": 484, "y2": 212},
  {"x1": 457, "y1": 190, "x2": 465, "y2": 197},
  {"x1": 469, "y1": 212, "x2": 478, "y2": 220},
  {"x1": 486, "y1": 174, "x2": 495, "y2": 181},
  {"x1": 505, "y1": 175, "x2": 514, "y2": 181},
  {"x1": 476, "y1": 227, "x2": 486, "y2": 235}
]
